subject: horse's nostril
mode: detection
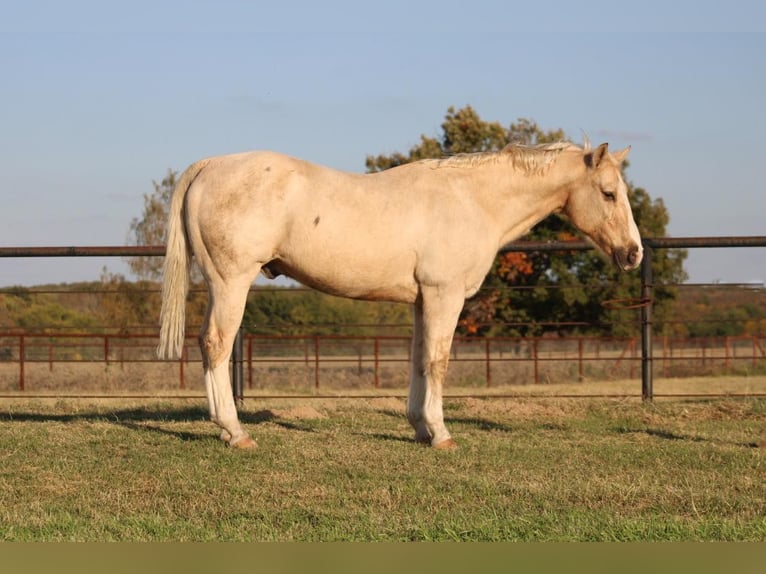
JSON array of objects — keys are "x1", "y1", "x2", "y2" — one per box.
[{"x1": 627, "y1": 247, "x2": 641, "y2": 267}]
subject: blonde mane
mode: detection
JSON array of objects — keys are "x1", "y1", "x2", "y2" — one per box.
[{"x1": 426, "y1": 141, "x2": 582, "y2": 175}]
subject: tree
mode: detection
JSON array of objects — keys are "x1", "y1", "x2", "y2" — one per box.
[
  {"x1": 97, "y1": 267, "x2": 161, "y2": 333},
  {"x1": 366, "y1": 110, "x2": 565, "y2": 173},
  {"x1": 242, "y1": 289, "x2": 412, "y2": 336},
  {"x1": 126, "y1": 169, "x2": 178, "y2": 282},
  {"x1": 367, "y1": 105, "x2": 687, "y2": 337}
]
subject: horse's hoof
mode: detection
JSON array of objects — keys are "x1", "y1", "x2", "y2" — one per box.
[
  {"x1": 433, "y1": 438, "x2": 457, "y2": 450},
  {"x1": 415, "y1": 435, "x2": 432, "y2": 446},
  {"x1": 228, "y1": 435, "x2": 257, "y2": 449}
]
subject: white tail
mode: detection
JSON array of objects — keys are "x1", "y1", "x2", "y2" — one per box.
[{"x1": 157, "y1": 159, "x2": 211, "y2": 359}]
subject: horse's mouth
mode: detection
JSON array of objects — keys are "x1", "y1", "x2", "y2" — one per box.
[{"x1": 613, "y1": 245, "x2": 642, "y2": 271}]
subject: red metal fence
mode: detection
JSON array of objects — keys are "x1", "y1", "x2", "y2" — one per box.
[{"x1": 1, "y1": 331, "x2": 764, "y2": 393}]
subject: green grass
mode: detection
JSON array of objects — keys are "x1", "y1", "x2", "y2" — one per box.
[{"x1": 0, "y1": 396, "x2": 764, "y2": 541}]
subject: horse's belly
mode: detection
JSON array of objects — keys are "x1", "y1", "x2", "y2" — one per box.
[{"x1": 267, "y1": 257, "x2": 419, "y2": 304}]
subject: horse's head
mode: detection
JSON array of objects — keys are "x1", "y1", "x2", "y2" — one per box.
[{"x1": 564, "y1": 143, "x2": 642, "y2": 271}]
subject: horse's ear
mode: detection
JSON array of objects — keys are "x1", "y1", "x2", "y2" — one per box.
[
  {"x1": 612, "y1": 146, "x2": 631, "y2": 165},
  {"x1": 584, "y1": 142, "x2": 609, "y2": 169}
]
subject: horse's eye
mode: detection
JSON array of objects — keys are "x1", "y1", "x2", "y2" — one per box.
[{"x1": 602, "y1": 191, "x2": 616, "y2": 202}]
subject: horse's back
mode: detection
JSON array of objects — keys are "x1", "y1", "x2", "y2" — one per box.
[
  {"x1": 182, "y1": 150, "x2": 497, "y2": 302},
  {"x1": 181, "y1": 151, "x2": 420, "y2": 298}
]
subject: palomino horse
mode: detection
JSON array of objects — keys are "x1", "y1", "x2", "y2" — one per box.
[{"x1": 158, "y1": 141, "x2": 642, "y2": 449}]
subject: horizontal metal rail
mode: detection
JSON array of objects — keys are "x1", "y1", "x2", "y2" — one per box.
[
  {"x1": 0, "y1": 245, "x2": 165, "y2": 257},
  {"x1": 2, "y1": 236, "x2": 766, "y2": 259}
]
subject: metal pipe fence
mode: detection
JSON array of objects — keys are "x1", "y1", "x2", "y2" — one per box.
[
  {"x1": 2, "y1": 236, "x2": 765, "y2": 399},
  {"x1": 2, "y1": 331, "x2": 764, "y2": 394}
]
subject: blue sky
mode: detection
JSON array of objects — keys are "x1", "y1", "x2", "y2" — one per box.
[{"x1": 1, "y1": 1, "x2": 764, "y2": 286}]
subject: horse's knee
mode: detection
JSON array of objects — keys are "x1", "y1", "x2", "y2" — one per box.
[
  {"x1": 199, "y1": 329, "x2": 227, "y2": 367},
  {"x1": 427, "y1": 356, "x2": 449, "y2": 381}
]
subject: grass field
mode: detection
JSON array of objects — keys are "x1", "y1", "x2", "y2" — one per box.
[{"x1": 1, "y1": 386, "x2": 764, "y2": 542}]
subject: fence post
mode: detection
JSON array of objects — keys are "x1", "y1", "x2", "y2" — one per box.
[
  {"x1": 640, "y1": 244, "x2": 654, "y2": 401},
  {"x1": 232, "y1": 327, "x2": 244, "y2": 405},
  {"x1": 19, "y1": 334, "x2": 25, "y2": 391},
  {"x1": 247, "y1": 335, "x2": 253, "y2": 390},
  {"x1": 702, "y1": 343, "x2": 707, "y2": 368},
  {"x1": 485, "y1": 337, "x2": 492, "y2": 388},
  {"x1": 314, "y1": 335, "x2": 320, "y2": 390},
  {"x1": 179, "y1": 345, "x2": 186, "y2": 390},
  {"x1": 629, "y1": 337, "x2": 636, "y2": 379},
  {"x1": 374, "y1": 337, "x2": 380, "y2": 388}
]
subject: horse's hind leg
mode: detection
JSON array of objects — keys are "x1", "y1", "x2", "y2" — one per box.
[
  {"x1": 199, "y1": 276, "x2": 256, "y2": 448},
  {"x1": 407, "y1": 285, "x2": 464, "y2": 449}
]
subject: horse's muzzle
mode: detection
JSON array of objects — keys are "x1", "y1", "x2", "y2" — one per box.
[{"x1": 615, "y1": 244, "x2": 643, "y2": 271}]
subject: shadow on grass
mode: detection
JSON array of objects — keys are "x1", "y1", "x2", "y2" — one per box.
[
  {"x1": 0, "y1": 405, "x2": 209, "y2": 424},
  {"x1": 378, "y1": 407, "x2": 516, "y2": 435},
  {"x1": 614, "y1": 426, "x2": 709, "y2": 443},
  {"x1": 116, "y1": 421, "x2": 213, "y2": 443},
  {"x1": 367, "y1": 432, "x2": 414, "y2": 444},
  {"x1": 614, "y1": 426, "x2": 762, "y2": 448},
  {"x1": 0, "y1": 405, "x2": 316, "y2": 442}
]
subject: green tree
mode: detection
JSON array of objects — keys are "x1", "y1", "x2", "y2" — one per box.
[
  {"x1": 126, "y1": 169, "x2": 178, "y2": 281},
  {"x1": 97, "y1": 267, "x2": 162, "y2": 333},
  {"x1": 367, "y1": 105, "x2": 687, "y2": 337},
  {"x1": 243, "y1": 289, "x2": 411, "y2": 336}
]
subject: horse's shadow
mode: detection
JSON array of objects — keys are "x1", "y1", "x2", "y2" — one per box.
[
  {"x1": 0, "y1": 405, "x2": 210, "y2": 426},
  {"x1": 373, "y1": 408, "x2": 517, "y2": 443},
  {"x1": 614, "y1": 426, "x2": 706, "y2": 442},
  {"x1": 2, "y1": 404, "x2": 518, "y2": 445},
  {"x1": 0, "y1": 406, "x2": 314, "y2": 443}
]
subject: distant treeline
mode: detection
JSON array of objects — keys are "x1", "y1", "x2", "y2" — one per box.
[{"x1": 1, "y1": 280, "x2": 764, "y2": 338}]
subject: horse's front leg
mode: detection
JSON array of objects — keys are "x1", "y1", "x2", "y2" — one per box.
[{"x1": 407, "y1": 285, "x2": 464, "y2": 449}]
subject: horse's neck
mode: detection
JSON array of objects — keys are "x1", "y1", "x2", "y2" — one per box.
[{"x1": 481, "y1": 156, "x2": 582, "y2": 246}]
